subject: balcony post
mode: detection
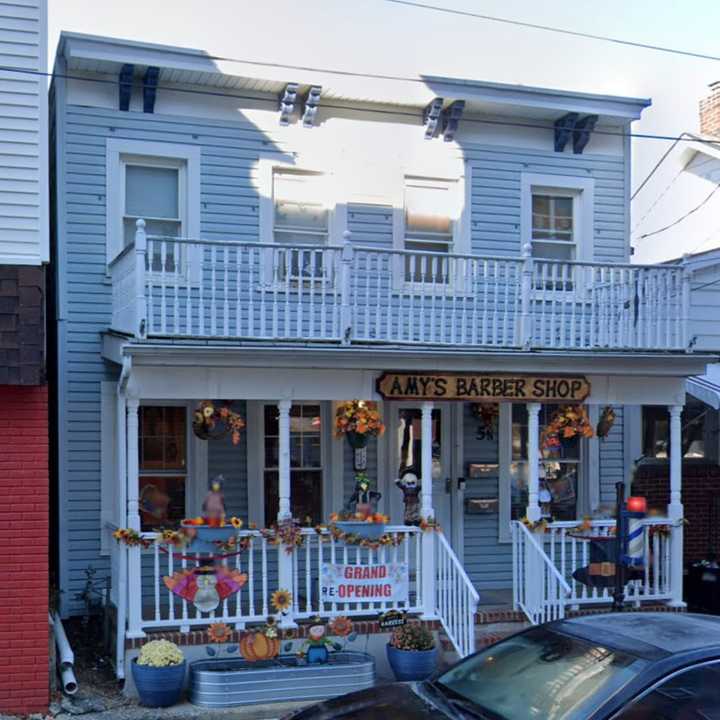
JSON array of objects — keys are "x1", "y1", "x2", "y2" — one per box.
[
  {"x1": 681, "y1": 253, "x2": 692, "y2": 351},
  {"x1": 340, "y1": 231, "x2": 354, "y2": 345},
  {"x1": 519, "y1": 243, "x2": 533, "y2": 349},
  {"x1": 526, "y1": 402, "x2": 542, "y2": 523},
  {"x1": 126, "y1": 396, "x2": 145, "y2": 639},
  {"x1": 668, "y1": 403, "x2": 685, "y2": 607},
  {"x1": 276, "y1": 399, "x2": 296, "y2": 627},
  {"x1": 135, "y1": 219, "x2": 148, "y2": 339},
  {"x1": 420, "y1": 401, "x2": 437, "y2": 619}
]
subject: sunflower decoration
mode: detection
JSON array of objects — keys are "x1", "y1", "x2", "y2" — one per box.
[
  {"x1": 208, "y1": 622, "x2": 233, "y2": 644},
  {"x1": 271, "y1": 588, "x2": 293, "y2": 614},
  {"x1": 230, "y1": 516, "x2": 244, "y2": 529},
  {"x1": 328, "y1": 616, "x2": 353, "y2": 638},
  {"x1": 193, "y1": 400, "x2": 246, "y2": 445}
]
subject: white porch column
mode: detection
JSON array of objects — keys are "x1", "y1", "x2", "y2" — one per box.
[
  {"x1": 526, "y1": 403, "x2": 542, "y2": 522},
  {"x1": 668, "y1": 403, "x2": 685, "y2": 607},
  {"x1": 420, "y1": 401, "x2": 437, "y2": 619},
  {"x1": 126, "y1": 397, "x2": 145, "y2": 638},
  {"x1": 276, "y1": 399, "x2": 296, "y2": 626}
]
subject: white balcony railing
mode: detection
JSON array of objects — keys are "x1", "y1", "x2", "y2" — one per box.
[{"x1": 109, "y1": 221, "x2": 691, "y2": 351}]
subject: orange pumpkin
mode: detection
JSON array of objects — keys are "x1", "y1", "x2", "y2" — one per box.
[{"x1": 239, "y1": 631, "x2": 279, "y2": 662}]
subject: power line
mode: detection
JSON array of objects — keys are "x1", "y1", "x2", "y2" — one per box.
[
  {"x1": 385, "y1": 0, "x2": 720, "y2": 63},
  {"x1": 635, "y1": 185, "x2": 720, "y2": 242},
  {"x1": 631, "y1": 168, "x2": 683, "y2": 235},
  {"x1": 631, "y1": 134, "x2": 690, "y2": 201},
  {"x1": 9, "y1": 63, "x2": 720, "y2": 146}
]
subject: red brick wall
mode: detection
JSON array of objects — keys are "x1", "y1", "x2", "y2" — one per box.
[
  {"x1": 700, "y1": 82, "x2": 720, "y2": 137},
  {"x1": 0, "y1": 385, "x2": 48, "y2": 715},
  {"x1": 634, "y1": 463, "x2": 720, "y2": 564}
]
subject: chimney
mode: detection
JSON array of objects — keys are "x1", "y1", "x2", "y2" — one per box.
[{"x1": 700, "y1": 82, "x2": 720, "y2": 137}]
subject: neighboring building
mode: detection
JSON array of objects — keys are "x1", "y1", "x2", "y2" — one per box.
[
  {"x1": 0, "y1": 0, "x2": 49, "y2": 715},
  {"x1": 51, "y1": 32, "x2": 715, "y2": 681}
]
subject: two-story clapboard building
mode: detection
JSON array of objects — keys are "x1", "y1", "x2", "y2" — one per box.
[{"x1": 51, "y1": 32, "x2": 717, "y2": 682}]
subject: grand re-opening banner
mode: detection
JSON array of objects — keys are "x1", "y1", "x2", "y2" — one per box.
[{"x1": 320, "y1": 563, "x2": 409, "y2": 603}]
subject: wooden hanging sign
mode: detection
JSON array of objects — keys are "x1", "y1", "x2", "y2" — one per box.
[{"x1": 376, "y1": 372, "x2": 590, "y2": 402}]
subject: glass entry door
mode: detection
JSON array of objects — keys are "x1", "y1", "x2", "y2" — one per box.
[{"x1": 390, "y1": 403, "x2": 453, "y2": 534}]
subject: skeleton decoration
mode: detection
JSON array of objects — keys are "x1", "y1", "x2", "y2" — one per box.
[
  {"x1": 163, "y1": 565, "x2": 248, "y2": 613},
  {"x1": 395, "y1": 473, "x2": 422, "y2": 526}
]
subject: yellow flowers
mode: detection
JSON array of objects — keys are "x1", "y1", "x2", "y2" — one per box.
[
  {"x1": 335, "y1": 400, "x2": 385, "y2": 438},
  {"x1": 329, "y1": 616, "x2": 353, "y2": 637},
  {"x1": 271, "y1": 588, "x2": 293, "y2": 613},
  {"x1": 137, "y1": 639, "x2": 184, "y2": 667},
  {"x1": 230, "y1": 516, "x2": 244, "y2": 529},
  {"x1": 208, "y1": 622, "x2": 233, "y2": 644},
  {"x1": 542, "y1": 404, "x2": 594, "y2": 452}
]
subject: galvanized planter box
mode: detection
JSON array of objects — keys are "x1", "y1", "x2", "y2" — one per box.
[{"x1": 189, "y1": 652, "x2": 376, "y2": 708}]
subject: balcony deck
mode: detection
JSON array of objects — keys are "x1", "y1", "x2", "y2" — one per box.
[{"x1": 110, "y1": 226, "x2": 691, "y2": 353}]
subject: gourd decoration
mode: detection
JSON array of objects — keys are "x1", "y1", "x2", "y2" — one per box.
[{"x1": 239, "y1": 629, "x2": 280, "y2": 662}]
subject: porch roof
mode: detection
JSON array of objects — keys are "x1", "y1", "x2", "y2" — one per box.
[{"x1": 687, "y1": 364, "x2": 720, "y2": 410}]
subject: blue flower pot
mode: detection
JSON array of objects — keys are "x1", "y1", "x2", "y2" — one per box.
[
  {"x1": 186, "y1": 526, "x2": 235, "y2": 554},
  {"x1": 386, "y1": 644, "x2": 437, "y2": 682},
  {"x1": 132, "y1": 659, "x2": 186, "y2": 707}
]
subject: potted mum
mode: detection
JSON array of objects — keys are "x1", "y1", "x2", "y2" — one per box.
[
  {"x1": 132, "y1": 639, "x2": 186, "y2": 707},
  {"x1": 386, "y1": 623, "x2": 437, "y2": 681}
]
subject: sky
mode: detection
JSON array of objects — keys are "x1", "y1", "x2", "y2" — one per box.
[{"x1": 47, "y1": 0, "x2": 720, "y2": 263}]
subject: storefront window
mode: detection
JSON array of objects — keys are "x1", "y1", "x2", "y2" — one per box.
[
  {"x1": 511, "y1": 404, "x2": 580, "y2": 521},
  {"x1": 263, "y1": 403, "x2": 322, "y2": 526},
  {"x1": 642, "y1": 400, "x2": 708, "y2": 459},
  {"x1": 139, "y1": 406, "x2": 187, "y2": 530},
  {"x1": 396, "y1": 408, "x2": 442, "y2": 482}
]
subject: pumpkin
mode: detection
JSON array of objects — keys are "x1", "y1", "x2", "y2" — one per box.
[{"x1": 239, "y1": 631, "x2": 279, "y2": 662}]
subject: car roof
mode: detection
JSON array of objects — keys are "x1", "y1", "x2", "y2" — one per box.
[{"x1": 553, "y1": 612, "x2": 720, "y2": 657}]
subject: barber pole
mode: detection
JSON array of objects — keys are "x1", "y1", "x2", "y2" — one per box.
[{"x1": 623, "y1": 497, "x2": 647, "y2": 569}]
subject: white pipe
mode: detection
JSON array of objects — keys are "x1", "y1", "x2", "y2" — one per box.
[{"x1": 51, "y1": 612, "x2": 78, "y2": 695}]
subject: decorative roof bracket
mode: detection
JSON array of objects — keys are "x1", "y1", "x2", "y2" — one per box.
[
  {"x1": 278, "y1": 83, "x2": 299, "y2": 126},
  {"x1": 554, "y1": 112, "x2": 579, "y2": 152},
  {"x1": 301, "y1": 85, "x2": 322, "y2": 128},
  {"x1": 118, "y1": 63, "x2": 134, "y2": 112},
  {"x1": 424, "y1": 97, "x2": 444, "y2": 140},
  {"x1": 573, "y1": 114, "x2": 599, "y2": 154},
  {"x1": 441, "y1": 100, "x2": 465, "y2": 142},
  {"x1": 142, "y1": 66, "x2": 160, "y2": 114}
]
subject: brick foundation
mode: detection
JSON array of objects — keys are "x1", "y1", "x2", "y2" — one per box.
[
  {"x1": 0, "y1": 385, "x2": 49, "y2": 715},
  {"x1": 634, "y1": 463, "x2": 720, "y2": 564}
]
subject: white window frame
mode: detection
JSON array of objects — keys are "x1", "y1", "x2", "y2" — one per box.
[
  {"x1": 520, "y1": 173, "x2": 594, "y2": 263},
  {"x1": 246, "y1": 400, "x2": 332, "y2": 527},
  {"x1": 106, "y1": 139, "x2": 201, "y2": 266},
  {"x1": 392, "y1": 171, "x2": 469, "y2": 291}
]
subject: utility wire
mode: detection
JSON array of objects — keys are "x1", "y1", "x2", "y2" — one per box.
[
  {"x1": 631, "y1": 168, "x2": 683, "y2": 235},
  {"x1": 11, "y1": 63, "x2": 720, "y2": 145},
  {"x1": 635, "y1": 185, "x2": 720, "y2": 241},
  {"x1": 631, "y1": 134, "x2": 690, "y2": 201},
  {"x1": 385, "y1": 0, "x2": 720, "y2": 64}
]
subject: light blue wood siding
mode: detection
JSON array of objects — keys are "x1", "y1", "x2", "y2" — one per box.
[
  {"x1": 599, "y1": 407, "x2": 626, "y2": 506},
  {"x1": 465, "y1": 144, "x2": 627, "y2": 262}
]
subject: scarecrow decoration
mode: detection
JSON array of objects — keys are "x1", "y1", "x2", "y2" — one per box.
[
  {"x1": 298, "y1": 616, "x2": 354, "y2": 664},
  {"x1": 395, "y1": 473, "x2": 422, "y2": 526}
]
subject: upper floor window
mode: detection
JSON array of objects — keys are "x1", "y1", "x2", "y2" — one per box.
[
  {"x1": 531, "y1": 193, "x2": 575, "y2": 261},
  {"x1": 273, "y1": 169, "x2": 329, "y2": 246},
  {"x1": 403, "y1": 177, "x2": 456, "y2": 283},
  {"x1": 106, "y1": 139, "x2": 200, "y2": 266}
]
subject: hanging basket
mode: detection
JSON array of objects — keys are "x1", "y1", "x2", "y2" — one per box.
[
  {"x1": 335, "y1": 521, "x2": 386, "y2": 540},
  {"x1": 346, "y1": 431, "x2": 369, "y2": 450},
  {"x1": 181, "y1": 524, "x2": 236, "y2": 554}
]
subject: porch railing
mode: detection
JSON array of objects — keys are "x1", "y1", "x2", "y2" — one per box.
[
  {"x1": 109, "y1": 222, "x2": 691, "y2": 352},
  {"x1": 512, "y1": 520, "x2": 571, "y2": 625},
  {"x1": 512, "y1": 517, "x2": 675, "y2": 624}
]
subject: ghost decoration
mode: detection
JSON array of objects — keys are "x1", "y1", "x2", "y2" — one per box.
[{"x1": 163, "y1": 566, "x2": 247, "y2": 613}]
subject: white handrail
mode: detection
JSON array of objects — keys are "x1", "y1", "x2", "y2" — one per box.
[
  {"x1": 516, "y1": 522, "x2": 572, "y2": 593},
  {"x1": 435, "y1": 531, "x2": 479, "y2": 658}
]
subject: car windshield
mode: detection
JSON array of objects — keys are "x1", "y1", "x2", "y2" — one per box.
[{"x1": 435, "y1": 627, "x2": 647, "y2": 720}]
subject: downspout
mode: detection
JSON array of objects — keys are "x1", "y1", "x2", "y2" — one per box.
[
  {"x1": 115, "y1": 355, "x2": 131, "y2": 681},
  {"x1": 51, "y1": 612, "x2": 78, "y2": 695}
]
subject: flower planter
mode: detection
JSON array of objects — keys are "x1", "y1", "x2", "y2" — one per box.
[
  {"x1": 131, "y1": 659, "x2": 186, "y2": 707},
  {"x1": 386, "y1": 644, "x2": 438, "y2": 681},
  {"x1": 335, "y1": 521, "x2": 386, "y2": 540},
  {"x1": 189, "y1": 652, "x2": 375, "y2": 707},
  {"x1": 184, "y1": 526, "x2": 236, "y2": 553}
]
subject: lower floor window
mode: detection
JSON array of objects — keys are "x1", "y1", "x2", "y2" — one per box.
[
  {"x1": 263, "y1": 403, "x2": 323, "y2": 526},
  {"x1": 510, "y1": 404, "x2": 580, "y2": 521},
  {"x1": 642, "y1": 399, "x2": 709, "y2": 460}
]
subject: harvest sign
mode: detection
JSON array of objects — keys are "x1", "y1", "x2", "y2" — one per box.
[
  {"x1": 321, "y1": 563, "x2": 409, "y2": 603},
  {"x1": 376, "y1": 372, "x2": 590, "y2": 402}
]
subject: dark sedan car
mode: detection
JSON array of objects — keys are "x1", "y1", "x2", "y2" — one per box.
[{"x1": 282, "y1": 613, "x2": 720, "y2": 720}]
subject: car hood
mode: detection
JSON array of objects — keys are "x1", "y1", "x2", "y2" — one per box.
[{"x1": 284, "y1": 682, "x2": 449, "y2": 719}]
